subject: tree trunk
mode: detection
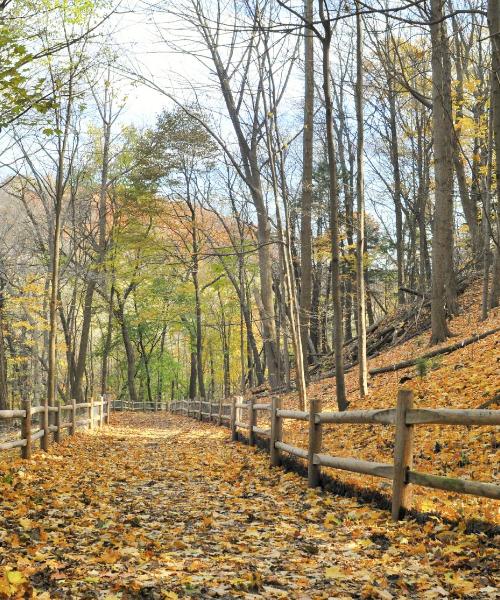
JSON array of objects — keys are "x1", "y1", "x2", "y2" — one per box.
[
  {"x1": 319, "y1": 0, "x2": 347, "y2": 410},
  {"x1": 430, "y1": 0, "x2": 457, "y2": 344},
  {"x1": 116, "y1": 302, "x2": 138, "y2": 405},
  {"x1": 355, "y1": 0, "x2": 368, "y2": 397},
  {"x1": 299, "y1": 0, "x2": 314, "y2": 383},
  {"x1": 388, "y1": 76, "x2": 405, "y2": 304},
  {"x1": 488, "y1": 0, "x2": 500, "y2": 307},
  {"x1": 0, "y1": 283, "x2": 8, "y2": 410}
]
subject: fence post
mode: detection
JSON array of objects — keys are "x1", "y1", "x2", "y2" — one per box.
[
  {"x1": 391, "y1": 389, "x2": 414, "y2": 521},
  {"x1": 230, "y1": 397, "x2": 237, "y2": 441},
  {"x1": 41, "y1": 403, "x2": 49, "y2": 451},
  {"x1": 308, "y1": 398, "x2": 322, "y2": 487},
  {"x1": 247, "y1": 398, "x2": 255, "y2": 446},
  {"x1": 89, "y1": 397, "x2": 94, "y2": 430},
  {"x1": 218, "y1": 398, "x2": 222, "y2": 426},
  {"x1": 198, "y1": 397, "x2": 202, "y2": 421},
  {"x1": 99, "y1": 395, "x2": 104, "y2": 428},
  {"x1": 54, "y1": 404, "x2": 62, "y2": 444},
  {"x1": 105, "y1": 394, "x2": 110, "y2": 425},
  {"x1": 208, "y1": 400, "x2": 212, "y2": 423},
  {"x1": 21, "y1": 398, "x2": 32, "y2": 460},
  {"x1": 270, "y1": 396, "x2": 282, "y2": 467},
  {"x1": 71, "y1": 398, "x2": 77, "y2": 435}
]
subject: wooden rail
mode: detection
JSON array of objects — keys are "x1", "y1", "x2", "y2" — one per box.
[
  {"x1": 168, "y1": 390, "x2": 500, "y2": 521},
  {"x1": 0, "y1": 395, "x2": 111, "y2": 459}
]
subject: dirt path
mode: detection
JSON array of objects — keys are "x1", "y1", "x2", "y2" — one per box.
[{"x1": 0, "y1": 413, "x2": 497, "y2": 599}]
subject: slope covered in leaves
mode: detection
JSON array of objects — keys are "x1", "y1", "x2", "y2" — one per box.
[
  {"x1": 0, "y1": 413, "x2": 498, "y2": 599},
  {"x1": 273, "y1": 284, "x2": 499, "y2": 523}
]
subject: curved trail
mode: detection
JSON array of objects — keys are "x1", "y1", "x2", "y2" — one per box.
[{"x1": 0, "y1": 413, "x2": 497, "y2": 598}]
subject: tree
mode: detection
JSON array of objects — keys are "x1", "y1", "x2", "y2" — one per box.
[
  {"x1": 487, "y1": 0, "x2": 500, "y2": 307},
  {"x1": 318, "y1": 0, "x2": 348, "y2": 410},
  {"x1": 355, "y1": 0, "x2": 368, "y2": 396},
  {"x1": 299, "y1": 0, "x2": 315, "y2": 381},
  {"x1": 429, "y1": 0, "x2": 457, "y2": 344}
]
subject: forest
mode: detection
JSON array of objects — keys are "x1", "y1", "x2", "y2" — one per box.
[
  {"x1": 0, "y1": 0, "x2": 499, "y2": 598},
  {"x1": 0, "y1": 0, "x2": 498, "y2": 410}
]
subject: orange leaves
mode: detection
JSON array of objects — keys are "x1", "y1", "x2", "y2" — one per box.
[{"x1": 0, "y1": 412, "x2": 498, "y2": 598}]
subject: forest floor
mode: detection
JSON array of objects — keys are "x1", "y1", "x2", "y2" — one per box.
[
  {"x1": 0, "y1": 412, "x2": 499, "y2": 599},
  {"x1": 270, "y1": 283, "x2": 500, "y2": 524}
]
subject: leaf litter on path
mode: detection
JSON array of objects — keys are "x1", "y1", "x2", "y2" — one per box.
[{"x1": 0, "y1": 412, "x2": 498, "y2": 599}]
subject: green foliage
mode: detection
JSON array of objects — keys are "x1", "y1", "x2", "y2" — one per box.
[{"x1": 415, "y1": 356, "x2": 442, "y2": 378}]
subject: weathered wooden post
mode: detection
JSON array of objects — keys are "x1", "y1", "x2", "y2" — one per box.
[
  {"x1": 391, "y1": 389, "x2": 415, "y2": 520},
  {"x1": 71, "y1": 398, "x2": 77, "y2": 436},
  {"x1": 248, "y1": 398, "x2": 255, "y2": 446},
  {"x1": 21, "y1": 398, "x2": 32, "y2": 460},
  {"x1": 230, "y1": 397, "x2": 237, "y2": 441},
  {"x1": 54, "y1": 404, "x2": 62, "y2": 444},
  {"x1": 308, "y1": 398, "x2": 322, "y2": 487},
  {"x1": 89, "y1": 397, "x2": 94, "y2": 430},
  {"x1": 218, "y1": 398, "x2": 222, "y2": 426},
  {"x1": 208, "y1": 399, "x2": 213, "y2": 422},
  {"x1": 41, "y1": 403, "x2": 49, "y2": 451},
  {"x1": 99, "y1": 395, "x2": 105, "y2": 428},
  {"x1": 270, "y1": 396, "x2": 282, "y2": 467},
  {"x1": 198, "y1": 396, "x2": 202, "y2": 421},
  {"x1": 105, "y1": 394, "x2": 110, "y2": 425}
]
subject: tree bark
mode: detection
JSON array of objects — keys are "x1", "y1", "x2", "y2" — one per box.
[
  {"x1": 319, "y1": 0, "x2": 347, "y2": 410},
  {"x1": 0, "y1": 282, "x2": 8, "y2": 410},
  {"x1": 430, "y1": 0, "x2": 457, "y2": 344},
  {"x1": 488, "y1": 0, "x2": 500, "y2": 307},
  {"x1": 355, "y1": 0, "x2": 368, "y2": 397},
  {"x1": 299, "y1": 0, "x2": 314, "y2": 383},
  {"x1": 116, "y1": 301, "x2": 138, "y2": 406}
]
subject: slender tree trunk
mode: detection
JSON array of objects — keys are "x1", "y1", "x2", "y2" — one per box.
[
  {"x1": 355, "y1": 0, "x2": 368, "y2": 397},
  {"x1": 0, "y1": 282, "x2": 7, "y2": 410},
  {"x1": 319, "y1": 1, "x2": 348, "y2": 410},
  {"x1": 116, "y1": 302, "x2": 138, "y2": 405},
  {"x1": 388, "y1": 78, "x2": 405, "y2": 304},
  {"x1": 100, "y1": 287, "x2": 114, "y2": 395},
  {"x1": 189, "y1": 347, "x2": 197, "y2": 400},
  {"x1": 481, "y1": 98, "x2": 494, "y2": 319},
  {"x1": 299, "y1": 0, "x2": 314, "y2": 383},
  {"x1": 76, "y1": 92, "x2": 112, "y2": 401},
  {"x1": 488, "y1": 0, "x2": 500, "y2": 307}
]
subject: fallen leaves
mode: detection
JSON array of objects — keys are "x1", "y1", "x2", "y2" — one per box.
[
  {"x1": 274, "y1": 285, "x2": 500, "y2": 524},
  {"x1": 0, "y1": 412, "x2": 498, "y2": 598}
]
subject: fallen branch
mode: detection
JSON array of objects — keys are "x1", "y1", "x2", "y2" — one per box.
[
  {"x1": 369, "y1": 327, "x2": 500, "y2": 376},
  {"x1": 478, "y1": 393, "x2": 500, "y2": 410},
  {"x1": 399, "y1": 286, "x2": 428, "y2": 299}
]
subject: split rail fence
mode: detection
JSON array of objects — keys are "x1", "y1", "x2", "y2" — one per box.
[
  {"x1": 0, "y1": 396, "x2": 110, "y2": 459},
  {"x1": 169, "y1": 391, "x2": 500, "y2": 520}
]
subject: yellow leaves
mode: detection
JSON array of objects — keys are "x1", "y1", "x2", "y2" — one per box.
[
  {"x1": 444, "y1": 572, "x2": 476, "y2": 596},
  {"x1": 2, "y1": 406, "x2": 499, "y2": 599},
  {"x1": 5, "y1": 572, "x2": 25, "y2": 586},
  {"x1": 325, "y1": 566, "x2": 349, "y2": 580},
  {"x1": 361, "y1": 583, "x2": 394, "y2": 600},
  {"x1": 18, "y1": 518, "x2": 32, "y2": 530},
  {"x1": 323, "y1": 512, "x2": 341, "y2": 529},
  {"x1": 0, "y1": 569, "x2": 27, "y2": 597}
]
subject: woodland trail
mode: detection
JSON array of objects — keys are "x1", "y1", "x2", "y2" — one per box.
[{"x1": 1, "y1": 413, "x2": 498, "y2": 599}]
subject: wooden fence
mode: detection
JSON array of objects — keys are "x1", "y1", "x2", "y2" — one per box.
[
  {"x1": 112, "y1": 399, "x2": 168, "y2": 412},
  {"x1": 169, "y1": 391, "x2": 500, "y2": 521},
  {"x1": 0, "y1": 396, "x2": 110, "y2": 459}
]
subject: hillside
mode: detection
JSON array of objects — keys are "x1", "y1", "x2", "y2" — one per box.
[{"x1": 261, "y1": 281, "x2": 499, "y2": 524}]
